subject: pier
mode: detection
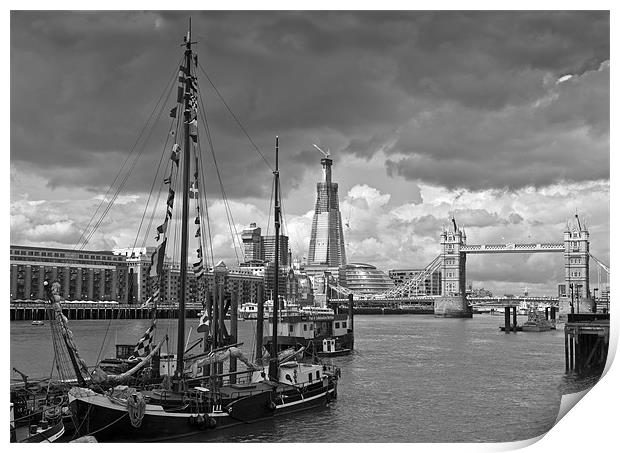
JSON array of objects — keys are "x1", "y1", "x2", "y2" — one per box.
[
  {"x1": 564, "y1": 313, "x2": 609, "y2": 374},
  {"x1": 10, "y1": 302, "x2": 202, "y2": 321}
]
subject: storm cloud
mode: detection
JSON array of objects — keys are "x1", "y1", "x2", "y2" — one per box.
[{"x1": 10, "y1": 11, "x2": 610, "y2": 295}]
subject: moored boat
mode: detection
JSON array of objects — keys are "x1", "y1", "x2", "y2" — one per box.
[{"x1": 10, "y1": 402, "x2": 65, "y2": 443}]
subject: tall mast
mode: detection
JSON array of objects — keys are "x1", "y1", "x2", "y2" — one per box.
[
  {"x1": 177, "y1": 18, "x2": 193, "y2": 373},
  {"x1": 269, "y1": 136, "x2": 280, "y2": 381}
]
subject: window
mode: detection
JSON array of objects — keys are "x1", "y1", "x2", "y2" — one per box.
[
  {"x1": 289, "y1": 324, "x2": 294, "y2": 333},
  {"x1": 303, "y1": 324, "x2": 307, "y2": 331},
  {"x1": 309, "y1": 324, "x2": 313, "y2": 330},
  {"x1": 308, "y1": 373, "x2": 313, "y2": 382},
  {"x1": 316, "y1": 370, "x2": 320, "y2": 380},
  {"x1": 335, "y1": 322, "x2": 340, "y2": 328},
  {"x1": 342, "y1": 322, "x2": 347, "y2": 329}
]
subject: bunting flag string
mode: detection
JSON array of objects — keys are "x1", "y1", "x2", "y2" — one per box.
[
  {"x1": 193, "y1": 261, "x2": 204, "y2": 279},
  {"x1": 189, "y1": 181, "x2": 199, "y2": 199},
  {"x1": 170, "y1": 144, "x2": 180, "y2": 165},
  {"x1": 155, "y1": 219, "x2": 168, "y2": 241},
  {"x1": 148, "y1": 238, "x2": 167, "y2": 278},
  {"x1": 188, "y1": 118, "x2": 198, "y2": 143},
  {"x1": 163, "y1": 176, "x2": 171, "y2": 185}
]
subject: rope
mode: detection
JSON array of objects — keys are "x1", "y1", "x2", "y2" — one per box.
[
  {"x1": 196, "y1": 83, "x2": 243, "y2": 264},
  {"x1": 75, "y1": 56, "x2": 183, "y2": 250},
  {"x1": 132, "y1": 116, "x2": 176, "y2": 251},
  {"x1": 127, "y1": 392, "x2": 146, "y2": 428},
  {"x1": 197, "y1": 61, "x2": 273, "y2": 172}
]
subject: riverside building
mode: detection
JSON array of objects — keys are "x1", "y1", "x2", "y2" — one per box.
[
  {"x1": 338, "y1": 263, "x2": 394, "y2": 297},
  {"x1": 10, "y1": 245, "x2": 130, "y2": 302},
  {"x1": 10, "y1": 244, "x2": 263, "y2": 306}
]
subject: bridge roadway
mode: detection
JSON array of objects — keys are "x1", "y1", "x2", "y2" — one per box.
[
  {"x1": 10, "y1": 302, "x2": 203, "y2": 321},
  {"x1": 329, "y1": 295, "x2": 559, "y2": 309},
  {"x1": 460, "y1": 243, "x2": 564, "y2": 254}
]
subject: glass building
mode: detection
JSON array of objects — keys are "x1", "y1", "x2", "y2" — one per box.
[{"x1": 338, "y1": 263, "x2": 394, "y2": 296}]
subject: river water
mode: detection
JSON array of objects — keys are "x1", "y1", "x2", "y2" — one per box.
[{"x1": 10, "y1": 314, "x2": 600, "y2": 443}]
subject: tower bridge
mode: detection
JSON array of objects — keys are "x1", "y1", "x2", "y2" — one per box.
[{"x1": 326, "y1": 213, "x2": 608, "y2": 318}]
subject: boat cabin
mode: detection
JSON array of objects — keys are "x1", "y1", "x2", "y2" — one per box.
[
  {"x1": 158, "y1": 353, "x2": 177, "y2": 376},
  {"x1": 276, "y1": 361, "x2": 327, "y2": 386}
]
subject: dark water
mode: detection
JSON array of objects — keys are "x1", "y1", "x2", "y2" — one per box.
[{"x1": 10, "y1": 314, "x2": 599, "y2": 442}]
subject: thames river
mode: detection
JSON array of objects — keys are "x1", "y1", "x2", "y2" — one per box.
[{"x1": 10, "y1": 314, "x2": 599, "y2": 442}]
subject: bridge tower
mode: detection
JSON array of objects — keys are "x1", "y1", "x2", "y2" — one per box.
[
  {"x1": 561, "y1": 214, "x2": 592, "y2": 314},
  {"x1": 435, "y1": 218, "x2": 472, "y2": 318},
  {"x1": 440, "y1": 218, "x2": 466, "y2": 296}
]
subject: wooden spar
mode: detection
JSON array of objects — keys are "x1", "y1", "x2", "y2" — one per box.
[
  {"x1": 105, "y1": 336, "x2": 168, "y2": 382},
  {"x1": 269, "y1": 136, "x2": 280, "y2": 381},
  {"x1": 185, "y1": 342, "x2": 245, "y2": 362},
  {"x1": 176, "y1": 18, "x2": 193, "y2": 374},
  {"x1": 255, "y1": 285, "x2": 264, "y2": 362}
]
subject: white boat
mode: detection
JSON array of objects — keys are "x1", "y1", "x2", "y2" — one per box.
[{"x1": 238, "y1": 302, "x2": 258, "y2": 320}]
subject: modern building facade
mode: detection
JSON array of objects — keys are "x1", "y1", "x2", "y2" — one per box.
[
  {"x1": 338, "y1": 263, "x2": 394, "y2": 296},
  {"x1": 262, "y1": 235, "x2": 289, "y2": 267},
  {"x1": 388, "y1": 268, "x2": 442, "y2": 296},
  {"x1": 307, "y1": 155, "x2": 347, "y2": 267},
  {"x1": 240, "y1": 223, "x2": 289, "y2": 266},
  {"x1": 241, "y1": 223, "x2": 263, "y2": 262}
]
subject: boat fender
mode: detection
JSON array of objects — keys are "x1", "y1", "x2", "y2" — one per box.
[
  {"x1": 207, "y1": 416, "x2": 217, "y2": 429},
  {"x1": 325, "y1": 391, "x2": 331, "y2": 405},
  {"x1": 196, "y1": 414, "x2": 207, "y2": 430},
  {"x1": 267, "y1": 400, "x2": 277, "y2": 411},
  {"x1": 188, "y1": 415, "x2": 196, "y2": 425}
]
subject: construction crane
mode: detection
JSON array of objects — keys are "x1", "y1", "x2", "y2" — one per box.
[{"x1": 313, "y1": 144, "x2": 330, "y2": 158}]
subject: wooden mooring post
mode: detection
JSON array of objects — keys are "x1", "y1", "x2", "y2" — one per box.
[
  {"x1": 504, "y1": 307, "x2": 510, "y2": 333},
  {"x1": 565, "y1": 313, "x2": 609, "y2": 374}
]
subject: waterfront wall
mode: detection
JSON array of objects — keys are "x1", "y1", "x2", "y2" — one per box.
[{"x1": 10, "y1": 303, "x2": 201, "y2": 321}]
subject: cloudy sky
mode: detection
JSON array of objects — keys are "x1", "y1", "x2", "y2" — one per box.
[{"x1": 10, "y1": 11, "x2": 610, "y2": 296}]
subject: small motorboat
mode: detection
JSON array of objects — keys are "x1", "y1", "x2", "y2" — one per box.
[{"x1": 31, "y1": 321, "x2": 44, "y2": 326}]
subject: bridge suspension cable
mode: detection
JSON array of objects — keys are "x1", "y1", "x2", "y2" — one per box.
[
  {"x1": 589, "y1": 253, "x2": 609, "y2": 274},
  {"x1": 375, "y1": 254, "x2": 443, "y2": 299}
]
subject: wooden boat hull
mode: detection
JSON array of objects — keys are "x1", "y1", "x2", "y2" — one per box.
[
  {"x1": 68, "y1": 380, "x2": 337, "y2": 442},
  {"x1": 317, "y1": 348, "x2": 352, "y2": 357},
  {"x1": 522, "y1": 325, "x2": 554, "y2": 332}
]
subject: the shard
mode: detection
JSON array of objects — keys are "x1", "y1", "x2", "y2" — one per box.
[{"x1": 307, "y1": 155, "x2": 347, "y2": 267}]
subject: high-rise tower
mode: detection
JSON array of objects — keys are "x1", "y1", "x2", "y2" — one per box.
[{"x1": 307, "y1": 155, "x2": 347, "y2": 267}]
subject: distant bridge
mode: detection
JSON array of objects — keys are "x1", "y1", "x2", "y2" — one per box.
[{"x1": 327, "y1": 214, "x2": 609, "y2": 304}]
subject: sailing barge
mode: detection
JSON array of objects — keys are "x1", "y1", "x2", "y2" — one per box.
[{"x1": 67, "y1": 21, "x2": 340, "y2": 441}]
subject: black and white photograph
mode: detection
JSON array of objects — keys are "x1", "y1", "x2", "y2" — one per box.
[{"x1": 8, "y1": 7, "x2": 612, "y2": 445}]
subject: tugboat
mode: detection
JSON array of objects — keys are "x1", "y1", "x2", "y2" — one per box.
[
  {"x1": 521, "y1": 307, "x2": 556, "y2": 332},
  {"x1": 263, "y1": 297, "x2": 355, "y2": 357}
]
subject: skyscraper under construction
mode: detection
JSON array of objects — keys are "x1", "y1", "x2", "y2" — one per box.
[{"x1": 307, "y1": 153, "x2": 347, "y2": 267}]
